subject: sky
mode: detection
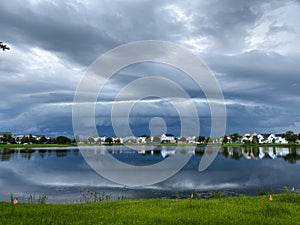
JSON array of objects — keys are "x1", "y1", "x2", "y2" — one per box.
[{"x1": 0, "y1": 0, "x2": 300, "y2": 138}]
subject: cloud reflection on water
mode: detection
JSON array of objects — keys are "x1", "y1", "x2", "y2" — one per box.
[{"x1": 0, "y1": 146, "x2": 299, "y2": 203}]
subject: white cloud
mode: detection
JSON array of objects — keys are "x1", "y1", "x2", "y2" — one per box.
[{"x1": 246, "y1": 2, "x2": 300, "y2": 54}]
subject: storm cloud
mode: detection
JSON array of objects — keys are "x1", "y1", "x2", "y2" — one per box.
[{"x1": 0, "y1": 0, "x2": 299, "y2": 137}]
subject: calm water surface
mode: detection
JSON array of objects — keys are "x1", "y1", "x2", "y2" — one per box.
[{"x1": 0, "y1": 146, "x2": 299, "y2": 203}]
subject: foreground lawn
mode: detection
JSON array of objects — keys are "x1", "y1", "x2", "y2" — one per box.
[{"x1": 0, "y1": 194, "x2": 299, "y2": 225}]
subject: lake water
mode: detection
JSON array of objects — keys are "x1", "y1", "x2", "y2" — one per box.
[{"x1": 0, "y1": 145, "x2": 299, "y2": 203}]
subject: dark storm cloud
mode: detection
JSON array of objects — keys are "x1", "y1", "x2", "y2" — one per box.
[
  {"x1": 0, "y1": 1, "x2": 119, "y2": 65},
  {"x1": 189, "y1": 0, "x2": 265, "y2": 53},
  {"x1": 0, "y1": 0, "x2": 299, "y2": 136},
  {"x1": 204, "y1": 50, "x2": 300, "y2": 133},
  {"x1": 0, "y1": 0, "x2": 190, "y2": 66},
  {"x1": 208, "y1": 50, "x2": 300, "y2": 100}
]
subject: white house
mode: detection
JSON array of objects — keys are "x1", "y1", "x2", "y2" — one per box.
[
  {"x1": 137, "y1": 136, "x2": 147, "y2": 144},
  {"x1": 257, "y1": 134, "x2": 266, "y2": 143},
  {"x1": 241, "y1": 133, "x2": 258, "y2": 143},
  {"x1": 160, "y1": 133, "x2": 176, "y2": 143},
  {"x1": 98, "y1": 136, "x2": 107, "y2": 144},
  {"x1": 270, "y1": 134, "x2": 288, "y2": 144},
  {"x1": 112, "y1": 137, "x2": 123, "y2": 144},
  {"x1": 123, "y1": 136, "x2": 137, "y2": 144},
  {"x1": 186, "y1": 136, "x2": 197, "y2": 144},
  {"x1": 258, "y1": 134, "x2": 288, "y2": 144}
]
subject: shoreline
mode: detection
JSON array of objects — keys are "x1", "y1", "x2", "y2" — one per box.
[{"x1": 1, "y1": 143, "x2": 300, "y2": 149}]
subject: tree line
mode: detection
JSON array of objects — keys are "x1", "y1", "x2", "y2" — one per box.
[
  {"x1": 0, "y1": 134, "x2": 74, "y2": 145},
  {"x1": 1, "y1": 130, "x2": 299, "y2": 145}
]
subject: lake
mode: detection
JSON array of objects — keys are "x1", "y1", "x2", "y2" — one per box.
[{"x1": 0, "y1": 145, "x2": 299, "y2": 203}]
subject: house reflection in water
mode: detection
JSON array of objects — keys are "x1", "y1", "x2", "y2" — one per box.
[
  {"x1": 0, "y1": 146, "x2": 300, "y2": 163},
  {"x1": 222, "y1": 147, "x2": 299, "y2": 162}
]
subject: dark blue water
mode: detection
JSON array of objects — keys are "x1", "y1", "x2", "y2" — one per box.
[{"x1": 0, "y1": 146, "x2": 299, "y2": 203}]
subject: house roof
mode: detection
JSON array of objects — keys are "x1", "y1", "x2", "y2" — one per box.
[
  {"x1": 260, "y1": 133, "x2": 271, "y2": 139},
  {"x1": 139, "y1": 135, "x2": 149, "y2": 137}
]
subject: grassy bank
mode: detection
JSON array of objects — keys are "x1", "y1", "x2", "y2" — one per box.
[
  {"x1": 0, "y1": 194, "x2": 299, "y2": 224},
  {"x1": 222, "y1": 143, "x2": 300, "y2": 148}
]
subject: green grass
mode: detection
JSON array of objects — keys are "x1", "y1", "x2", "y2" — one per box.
[
  {"x1": 222, "y1": 143, "x2": 300, "y2": 147},
  {"x1": 0, "y1": 194, "x2": 299, "y2": 225}
]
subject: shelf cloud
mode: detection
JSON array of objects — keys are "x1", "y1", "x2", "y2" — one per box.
[{"x1": 0, "y1": 0, "x2": 299, "y2": 137}]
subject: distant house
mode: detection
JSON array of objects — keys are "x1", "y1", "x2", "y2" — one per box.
[
  {"x1": 87, "y1": 136, "x2": 100, "y2": 144},
  {"x1": 123, "y1": 136, "x2": 137, "y2": 144},
  {"x1": 274, "y1": 134, "x2": 288, "y2": 144},
  {"x1": 257, "y1": 133, "x2": 288, "y2": 144},
  {"x1": 98, "y1": 136, "x2": 107, "y2": 144},
  {"x1": 112, "y1": 137, "x2": 123, "y2": 144},
  {"x1": 14, "y1": 135, "x2": 25, "y2": 144},
  {"x1": 257, "y1": 134, "x2": 269, "y2": 143},
  {"x1": 241, "y1": 133, "x2": 258, "y2": 143},
  {"x1": 267, "y1": 134, "x2": 276, "y2": 143},
  {"x1": 160, "y1": 133, "x2": 176, "y2": 144},
  {"x1": 186, "y1": 136, "x2": 197, "y2": 144},
  {"x1": 212, "y1": 137, "x2": 223, "y2": 144},
  {"x1": 137, "y1": 135, "x2": 149, "y2": 144},
  {"x1": 268, "y1": 134, "x2": 288, "y2": 144}
]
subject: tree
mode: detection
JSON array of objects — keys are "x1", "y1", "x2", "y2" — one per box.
[
  {"x1": 1, "y1": 133, "x2": 15, "y2": 144},
  {"x1": 75, "y1": 135, "x2": 80, "y2": 143},
  {"x1": 153, "y1": 136, "x2": 160, "y2": 143},
  {"x1": 179, "y1": 137, "x2": 186, "y2": 142},
  {"x1": 7, "y1": 134, "x2": 16, "y2": 144},
  {"x1": 105, "y1": 137, "x2": 113, "y2": 144},
  {"x1": 205, "y1": 137, "x2": 210, "y2": 143},
  {"x1": 88, "y1": 137, "x2": 95, "y2": 144},
  {"x1": 29, "y1": 134, "x2": 36, "y2": 143},
  {"x1": 284, "y1": 131, "x2": 298, "y2": 143},
  {"x1": 56, "y1": 136, "x2": 72, "y2": 144},
  {"x1": 197, "y1": 136, "x2": 206, "y2": 143},
  {"x1": 252, "y1": 135, "x2": 259, "y2": 144},
  {"x1": 222, "y1": 135, "x2": 228, "y2": 144},
  {"x1": 145, "y1": 136, "x2": 151, "y2": 144},
  {"x1": 0, "y1": 42, "x2": 10, "y2": 51},
  {"x1": 21, "y1": 136, "x2": 30, "y2": 144},
  {"x1": 38, "y1": 135, "x2": 47, "y2": 144},
  {"x1": 242, "y1": 139, "x2": 250, "y2": 144},
  {"x1": 230, "y1": 133, "x2": 240, "y2": 143},
  {"x1": 114, "y1": 138, "x2": 121, "y2": 144},
  {"x1": 47, "y1": 137, "x2": 55, "y2": 144}
]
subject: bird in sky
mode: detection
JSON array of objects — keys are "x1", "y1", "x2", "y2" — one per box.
[{"x1": 0, "y1": 42, "x2": 10, "y2": 51}]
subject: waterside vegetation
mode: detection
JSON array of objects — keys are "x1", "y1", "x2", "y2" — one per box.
[{"x1": 0, "y1": 193, "x2": 299, "y2": 225}]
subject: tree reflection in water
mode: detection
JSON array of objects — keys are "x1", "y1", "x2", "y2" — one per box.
[{"x1": 0, "y1": 147, "x2": 299, "y2": 163}]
